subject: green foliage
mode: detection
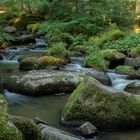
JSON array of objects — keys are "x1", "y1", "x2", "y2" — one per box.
[
  {"x1": 90, "y1": 27, "x2": 125, "y2": 48},
  {"x1": 0, "y1": 27, "x2": 15, "y2": 44},
  {"x1": 99, "y1": 49, "x2": 125, "y2": 60},
  {"x1": 85, "y1": 54, "x2": 109, "y2": 71},
  {"x1": 47, "y1": 42, "x2": 68, "y2": 58},
  {"x1": 130, "y1": 47, "x2": 140, "y2": 58},
  {"x1": 104, "y1": 34, "x2": 140, "y2": 54},
  {"x1": 0, "y1": 95, "x2": 22, "y2": 140}
]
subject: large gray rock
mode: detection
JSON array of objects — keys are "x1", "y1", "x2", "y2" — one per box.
[
  {"x1": 4, "y1": 26, "x2": 16, "y2": 33},
  {"x1": 124, "y1": 82, "x2": 140, "y2": 95},
  {"x1": 38, "y1": 123, "x2": 82, "y2": 140},
  {"x1": 4, "y1": 70, "x2": 111, "y2": 96},
  {"x1": 124, "y1": 57, "x2": 140, "y2": 67},
  {"x1": 3, "y1": 70, "x2": 85, "y2": 96},
  {"x1": 62, "y1": 77, "x2": 140, "y2": 129}
]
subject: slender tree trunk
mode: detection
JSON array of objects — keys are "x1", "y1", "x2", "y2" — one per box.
[
  {"x1": 20, "y1": 0, "x2": 24, "y2": 10},
  {"x1": 133, "y1": 0, "x2": 140, "y2": 33},
  {"x1": 136, "y1": 0, "x2": 140, "y2": 20}
]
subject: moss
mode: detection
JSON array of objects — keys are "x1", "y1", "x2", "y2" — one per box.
[
  {"x1": 115, "y1": 65, "x2": 135, "y2": 73},
  {"x1": 37, "y1": 56, "x2": 64, "y2": 69},
  {"x1": 47, "y1": 42, "x2": 68, "y2": 58},
  {"x1": 99, "y1": 49, "x2": 125, "y2": 60},
  {"x1": 0, "y1": 94, "x2": 22, "y2": 140},
  {"x1": 12, "y1": 118, "x2": 41, "y2": 140},
  {"x1": 130, "y1": 47, "x2": 140, "y2": 58},
  {"x1": 85, "y1": 54, "x2": 109, "y2": 71},
  {"x1": 19, "y1": 57, "x2": 38, "y2": 71},
  {"x1": 63, "y1": 77, "x2": 140, "y2": 129}
]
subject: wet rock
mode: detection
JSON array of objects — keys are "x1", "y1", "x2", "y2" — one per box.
[
  {"x1": 85, "y1": 68, "x2": 112, "y2": 86},
  {"x1": 124, "y1": 82, "x2": 140, "y2": 95},
  {"x1": 3, "y1": 70, "x2": 86, "y2": 96},
  {"x1": 69, "y1": 51, "x2": 84, "y2": 57},
  {"x1": 62, "y1": 77, "x2": 140, "y2": 129},
  {"x1": 13, "y1": 34, "x2": 35, "y2": 44},
  {"x1": 4, "y1": 26, "x2": 17, "y2": 33},
  {"x1": 78, "y1": 122, "x2": 98, "y2": 137},
  {"x1": 37, "y1": 123, "x2": 82, "y2": 140}
]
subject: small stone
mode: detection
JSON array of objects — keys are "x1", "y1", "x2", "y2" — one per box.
[{"x1": 78, "y1": 122, "x2": 98, "y2": 137}]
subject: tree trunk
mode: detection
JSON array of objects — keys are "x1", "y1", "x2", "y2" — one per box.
[{"x1": 134, "y1": 0, "x2": 140, "y2": 33}]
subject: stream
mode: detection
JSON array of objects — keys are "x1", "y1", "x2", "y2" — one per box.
[{"x1": 1, "y1": 40, "x2": 140, "y2": 140}]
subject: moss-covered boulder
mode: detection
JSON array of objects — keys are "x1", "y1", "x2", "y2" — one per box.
[
  {"x1": 19, "y1": 57, "x2": 38, "y2": 71},
  {"x1": 85, "y1": 54, "x2": 109, "y2": 71},
  {"x1": 9, "y1": 116, "x2": 41, "y2": 140},
  {"x1": 124, "y1": 82, "x2": 140, "y2": 95},
  {"x1": 0, "y1": 94, "x2": 22, "y2": 140},
  {"x1": 37, "y1": 56, "x2": 64, "y2": 69},
  {"x1": 130, "y1": 47, "x2": 140, "y2": 58},
  {"x1": 99, "y1": 49, "x2": 125, "y2": 69},
  {"x1": 19, "y1": 56, "x2": 65, "y2": 71},
  {"x1": 115, "y1": 65, "x2": 135, "y2": 75},
  {"x1": 62, "y1": 77, "x2": 140, "y2": 129}
]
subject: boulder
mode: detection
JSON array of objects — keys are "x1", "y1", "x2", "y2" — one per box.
[
  {"x1": 124, "y1": 57, "x2": 140, "y2": 68},
  {"x1": 3, "y1": 69, "x2": 111, "y2": 96},
  {"x1": 62, "y1": 77, "x2": 140, "y2": 129},
  {"x1": 9, "y1": 115, "x2": 41, "y2": 140},
  {"x1": 124, "y1": 82, "x2": 140, "y2": 95},
  {"x1": 19, "y1": 56, "x2": 65, "y2": 71},
  {"x1": 4, "y1": 26, "x2": 17, "y2": 33},
  {"x1": 37, "y1": 123, "x2": 82, "y2": 140},
  {"x1": 13, "y1": 34, "x2": 35, "y2": 44},
  {"x1": 3, "y1": 70, "x2": 86, "y2": 96}
]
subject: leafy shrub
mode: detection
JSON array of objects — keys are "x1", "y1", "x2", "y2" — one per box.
[
  {"x1": 0, "y1": 95, "x2": 22, "y2": 140},
  {"x1": 85, "y1": 54, "x2": 109, "y2": 71},
  {"x1": 104, "y1": 34, "x2": 140, "y2": 54},
  {"x1": 0, "y1": 28, "x2": 15, "y2": 44},
  {"x1": 47, "y1": 42, "x2": 68, "y2": 58},
  {"x1": 90, "y1": 27, "x2": 125, "y2": 48},
  {"x1": 130, "y1": 47, "x2": 140, "y2": 58}
]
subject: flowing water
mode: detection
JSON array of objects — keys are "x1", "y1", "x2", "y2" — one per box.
[{"x1": 1, "y1": 43, "x2": 140, "y2": 140}]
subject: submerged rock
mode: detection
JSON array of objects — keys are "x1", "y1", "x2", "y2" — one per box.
[
  {"x1": 62, "y1": 77, "x2": 140, "y2": 129},
  {"x1": 78, "y1": 122, "x2": 98, "y2": 137},
  {"x1": 37, "y1": 123, "x2": 82, "y2": 140}
]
